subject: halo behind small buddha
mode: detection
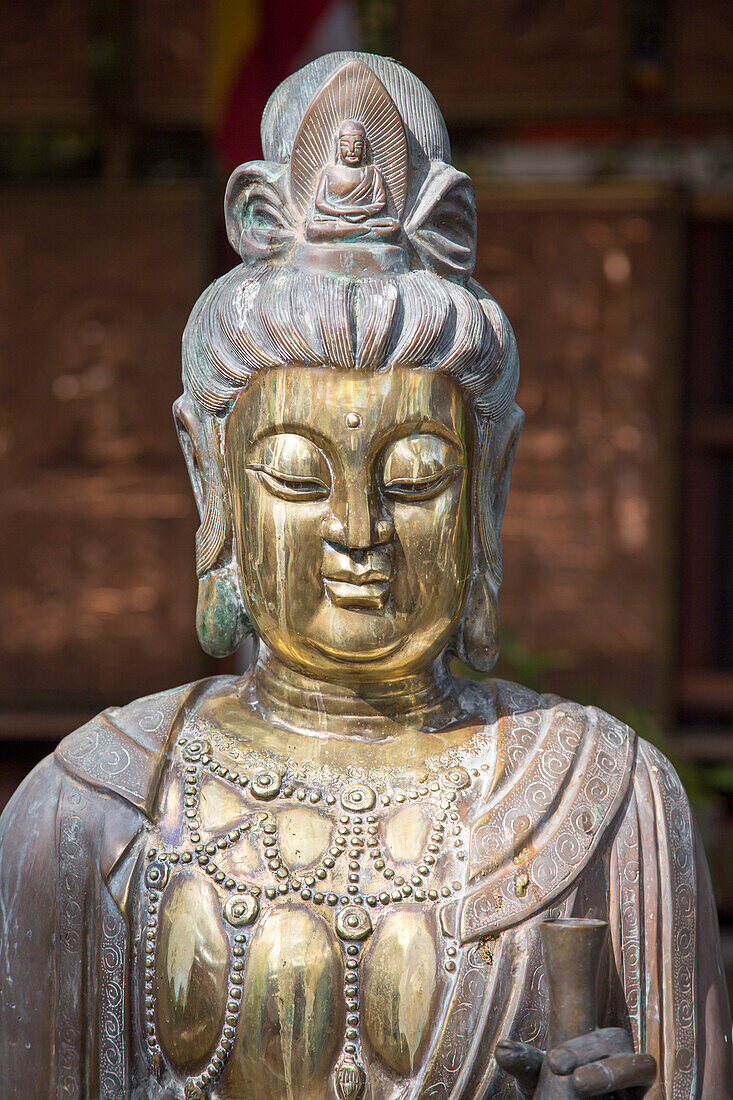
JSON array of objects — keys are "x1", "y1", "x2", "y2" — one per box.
[
  {"x1": 261, "y1": 51, "x2": 450, "y2": 182},
  {"x1": 290, "y1": 59, "x2": 408, "y2": 219}
]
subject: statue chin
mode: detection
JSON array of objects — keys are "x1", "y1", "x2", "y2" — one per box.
[
  {"x1": 249, "y1": 595, "x2": 456, "y2": 680},
  {"x1": 300, "y1": 604, "x2": 413, "y2": 671},
  {"x1": 308, "y1": 636, "x2": 406, "y2": 664}
]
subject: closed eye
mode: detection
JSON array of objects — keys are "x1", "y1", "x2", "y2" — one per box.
[
  {"x1": 382, "y1": 466, "x2": 462, "y2": 502},
  {"x1": 247, "y1": 464, "x2": 330, "y2": 501}
]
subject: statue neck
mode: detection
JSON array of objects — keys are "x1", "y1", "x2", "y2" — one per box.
[{"x1": 242, "y1": 645, "x2": 462, "y2": 740}]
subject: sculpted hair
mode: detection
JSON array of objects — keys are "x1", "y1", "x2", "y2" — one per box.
[{"x1": 177, "y1": 262, "x2": 520, "y2": 577}]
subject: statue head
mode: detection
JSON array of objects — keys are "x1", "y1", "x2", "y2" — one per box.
[
  {"x1": 174, "y1": 53, "x2": 522, "y2": 682},
  {"x1": 335, "y1": 119, "x2": 368, "y2": 167}
]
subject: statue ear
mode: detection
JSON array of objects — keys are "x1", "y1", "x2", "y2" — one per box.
[
  {"x1": 224, "y1": 161, "x2": 295, "y2": 262},
  {"x1": 174, "y1": 396, "x2": 253, "y2": 657},
  {"x1": 487, "y1": 402, "x2": 524, "y2": 539},
  {"x1": 173, "y1": 395, "x2": 207, "y2": 518},
  {"x1": 196, "y1": 568, "x2": 250, "y2": 658},
  {"x1": 456, "y1": 570, "x2": 501, "y2": 673},
  {"x1": 455, "y1": 405, "x2": 524, "y2": 673}
]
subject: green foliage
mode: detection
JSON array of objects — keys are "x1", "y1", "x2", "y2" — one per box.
[
  {"x1": 357, "y1": 0, "x2": 399, "y2": 56},
  {"x1": 493, "y1": 629, "x2": 571, "y2": 694},
  {"x1": 0, "y1": 130, "x2": 99, "y2": 181}
]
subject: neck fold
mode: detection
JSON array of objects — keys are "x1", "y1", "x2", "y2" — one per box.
[{"x1": 241, "y1": 646, "x2": 461, "y2": 739}]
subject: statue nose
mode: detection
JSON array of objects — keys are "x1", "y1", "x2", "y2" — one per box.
[
  {"x1": 322, "y1": 472, "x2": 394, "y2": 552},
  {"x1": 321, "y1": 515, "x2": 394, "y2": 551}
]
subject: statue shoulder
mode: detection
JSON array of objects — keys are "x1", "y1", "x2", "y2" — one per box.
[
  {"x1": 0, "y1": 751, "x2": 63, "y2": 848},
  {"x1": 455, "y1": 681, "x2": 638, "y2": 940},
  {"x1": 452, "y1": 673, "x2": 542, "y2": 724},
  {"x1": 502, "y1": 682, "x2": 636, "y2": 779},
  {"x1": 632, "y1": 735, "x2": 696, "y2": 822},
  {"x1": 455, "y1": 674, "x2": 635, "y2": 758},
  {"x1": 451, "y1": 674, "x2": 636, "y2": 803},
  {"x1": 55, "y1": 675, "x2": 236, "y2": 817}
]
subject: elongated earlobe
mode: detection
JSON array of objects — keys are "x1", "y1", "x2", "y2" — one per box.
[
  {"x1": 456, "y1": 573, "x2": 500, "y2": 672},
  {"x1": 196, "y1": 569, "x2": 251, "y2": 658},
  {"x1": 176, "y1": 396, "x2": 251, "y2": 658},
  {"x1": 456, "y1": 404, "x2": 523, "y2": 672}
]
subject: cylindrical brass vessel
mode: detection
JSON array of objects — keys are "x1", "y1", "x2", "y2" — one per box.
[{"x1": 535, "y1": 918, "x2": 609, "y2": 1099}]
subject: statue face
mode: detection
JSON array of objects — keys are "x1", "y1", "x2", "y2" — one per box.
[
  {"x1": 225, "y1": 367, "x2": 473, "y2": 682},
  {"x1": 338, "y1": 124, "x2": 366, "y2": 166}
]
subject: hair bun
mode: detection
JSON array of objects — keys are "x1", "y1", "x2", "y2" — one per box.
[{"x1": 224, "y1": 52, "x2": 477, "y2": 282}]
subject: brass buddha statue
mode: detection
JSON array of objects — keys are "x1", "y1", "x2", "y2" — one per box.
[
  {"x1": 306, "y1": 119, "x2": 400, "y2": 242},
  {"x1": 0, "y1": 52, "x2": 730, "y2": 1100}
]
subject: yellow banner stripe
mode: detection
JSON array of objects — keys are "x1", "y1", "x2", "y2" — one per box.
[{"x1": 209, "y1": 0, "x2": 263, "y2": 120}]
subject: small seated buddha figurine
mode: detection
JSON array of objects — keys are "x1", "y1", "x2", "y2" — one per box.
[
  {"x1": 306, "y1": 119, "x2": 400, "y2": 242},
  {"x1": 0, "y1": 52, "x2": 731, "y2": 1100}
]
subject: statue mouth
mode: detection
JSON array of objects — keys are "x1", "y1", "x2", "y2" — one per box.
[
  {"x1": 322, "y1": 575, "x2": 391, "y2": 610},
  {"x1": 322, "y1": 556, "x2": 393, "y2": 609}
]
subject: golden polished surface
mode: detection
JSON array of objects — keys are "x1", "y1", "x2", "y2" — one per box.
[
  {"x1": 156, "y1": 873, "x2": 230, "y2": 1075},
  {"x1": 226, "y1": 367, "x2": 472, "y2": 688},
  {"x1": 361, "y1": 908, "x2": 439, "y2": 1076},
  {"x1": 221, "y1": 904, "x2": 345, "y2": 1100},
  {"x1": 149, "y1": 686, "x2": 491, "y2": 1100}
]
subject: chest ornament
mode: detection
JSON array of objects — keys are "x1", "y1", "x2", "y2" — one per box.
[{"x1": 142, "y1": 735, "x2": 476, "y2": 1099}]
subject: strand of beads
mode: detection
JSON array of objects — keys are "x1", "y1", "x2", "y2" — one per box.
[
  {"x1": 333, "y1": 903, "x2": 371, "y2": 1100},
  {"x1": 143, "y1": 852, "x2": 170, "y2": 1079},
  {"x1": 365, "y1": 809, "x2": 448, "y2": 901},
  {"x1": 180, "y1": 741, "x2": 280, "y2": 881},
  {"x1": 260, "y1": 814, "x2": 350, "y2": 900},
  {"x1": 183, "y1": 930, "x2": 247, "y2": 1099},
  {"x1": 144, "y1": 844, "x2": 253, "y2": 1096},
  {"x1": 178, "y1": 742, "x2": 473, "y2": 915},
  {"x1": 182, "y1": 759, "x2": 203, "y2": 845},
  {"x1": 345, "y1": 814, "x2": 365, "y2": 901},
  {"x1": 333, "y1": 943, "x2": 367, "y2": 1100}
]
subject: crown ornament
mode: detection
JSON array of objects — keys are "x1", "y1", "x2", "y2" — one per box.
[{"x1": 225, "y1": 54, "x2": 477, "y2": 281}]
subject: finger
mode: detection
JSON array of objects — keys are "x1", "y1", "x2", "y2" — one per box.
[
  {"x1": 573, "y1": 1053, "x2": 657, "y2": 1095},
  {"x1": 549, "y1": 1028, "x2": 633, "y2": 1074},
  {"x1": 494, "y1": 1040, "x2": 543, "y2": 1089}
]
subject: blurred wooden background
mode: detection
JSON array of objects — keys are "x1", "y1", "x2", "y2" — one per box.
[{"x1": 1, "y1": 2, "x2": 732, "y2": 968}]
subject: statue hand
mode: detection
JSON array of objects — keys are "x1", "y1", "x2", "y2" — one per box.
[
  {"x1": 495, "y1": 1029, "x2": 656, "y2": 1098},
  {"x1": 548, "y1": 1028, "x2": 656, "y2": 1096},
  {"x1": 494, "y1": 1041, "x2": 543, "y2": 1098}
]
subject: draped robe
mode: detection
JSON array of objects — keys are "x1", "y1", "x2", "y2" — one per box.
[
  {"x1": 0, "y1": 677, "x2": 730, "y2": 1099},
  {"x1": 313, "y1": 164, "x2": 388, "y2": 221}
]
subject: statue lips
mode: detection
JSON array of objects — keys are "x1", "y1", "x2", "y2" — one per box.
[
  {"x1": 322, "y1": 544, "x2": 393, "y2": 611},
  {"x1": 322, "y1": 566, "x2": 392, "y2": 611}
]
